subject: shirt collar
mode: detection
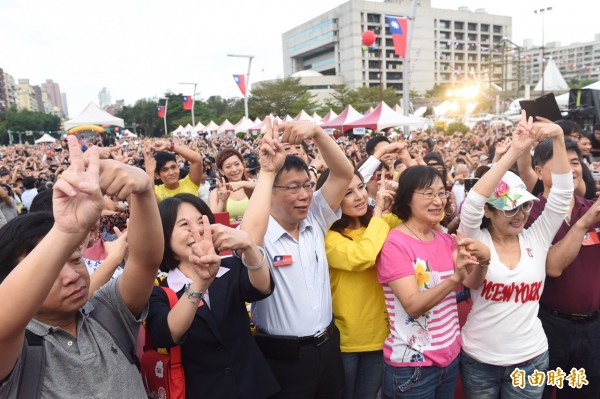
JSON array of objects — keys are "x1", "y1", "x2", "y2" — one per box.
[
  {"x1": 266, "y1": 215, "x2": 313, "y2": 242},
  {"x1": 166, "y1": 267, "x2": 192, "y2": 293}
]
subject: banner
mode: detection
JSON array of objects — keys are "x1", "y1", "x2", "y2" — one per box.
[
  {"x1": 157, "y1": 106, "x2": 165, "y2": 119},
  {"x1": 233, "y1": 74, "x2": 246, "y2": 96},
  {"x1": 183, "y1": 95, "x2": 193, "y2": 111}
]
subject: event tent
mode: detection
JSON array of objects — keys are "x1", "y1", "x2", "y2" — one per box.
[
  {"x1": 294, "y1": 110, "x2": 312, "y2": 122},
  {"x1": 203, "y1": 121, "x2": 219, "y2": 134},
  {"x1": 64, "y1": 102, "x2": 124, "y2": 130},
  {"x1": 34, "y1": 133, "x2": 56, "y2": 144},
  {"x1": 533, "y1": 59, "x2": 569, "y2": 92},
  {"x1": 217, "y1": 119, "x2": 235, "y2": 134},
  {"x1": 320, "y1": 105, "x2": 363, "y2": 131},
  {"x1": 234, "y1": 116, "x2": 255, "y2": 133},
  {"x1": 345, "y1": 101, "x2": 423, "y2": 131},
  {"x1": 311, "y1": 112, "x2": 322, "y2": 124},
  {"x1": 319, "y1": 110, "x2": 338, "y2": 124}
]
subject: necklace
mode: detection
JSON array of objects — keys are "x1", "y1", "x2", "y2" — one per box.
[{"x1": 404, "y1": 222, "x2": 424, "y2": 241}]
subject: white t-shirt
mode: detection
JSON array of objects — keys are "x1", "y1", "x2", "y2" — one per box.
[{"x1": 458, "y1": 172, "x2": 573, "y2": 366}]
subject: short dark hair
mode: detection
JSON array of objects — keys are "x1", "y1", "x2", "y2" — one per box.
[
  {"x1": 554, "y1": 120, "x2": 581, "y2": 136},
  {"x1": 533, "y1": 138, "x2": 582, "y2": 167},
  {"x1": 29, "y1": 189, "x2": 53, "y2": 213},
  {"x1": 23, "y1": 176, "x2": 36, "y2": 190},
  {"x1": 154, "y1": 152, "x2": 177, "y2": 173},
  {"x1": 274, "y1": 155, "x2": 309, "y2": 184},
  {"x1": 158, "y1": 193, "x2": 215, "y2": 272},
  {"x1": 391, "y1": 165, "x2": 444, "y2": 220},
  {"x1": 423, "y1": 151, "x2": 444, "y2": 166},
  {"x1": 0, "y1": 212, "x2": 54, "y2": 283},
  {"x1": 593, "y1": 123, "x2": 600, "y2": 131},
  {"x1": 365, "y1": 136, "x2": 390, "y2": 156}
]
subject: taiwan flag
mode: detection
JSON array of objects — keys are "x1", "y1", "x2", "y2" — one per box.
[
  {"x1": 233, "y1": 74, "x2": 246, "y2": 96},
  {"x1": 157, "y1": 106, "x2": 165, "y2": 119},
  {"x1": 386, "y1": 16, "x2": 408, "y2": 59},
  {"x1": 182, "y1": 95, "x2": 193, "y2": 111}
]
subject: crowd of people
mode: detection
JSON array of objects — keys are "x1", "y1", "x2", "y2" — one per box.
[{"x1": 0, "y1": 115, "x2": 599, "y2": 399}]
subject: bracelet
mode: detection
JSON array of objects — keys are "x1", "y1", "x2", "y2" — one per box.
[
  {"x1": 241, "y1": 246, "x2": 267, "y2": 270},
  {"x1": 308, "y1": 166, "x2": 318, "y2": 176},
  {"x1": 184, "y1": 283, "x2": 203, "y2": 304}
]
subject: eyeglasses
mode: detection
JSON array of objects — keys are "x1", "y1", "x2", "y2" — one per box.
[
  {"x1": 415, "y1": 191, "x2": 450, "y2": 200},
  {"x1": 498, "y1": 201, "x2": 533, "y2": 217},
  {"x1": 273, "y1": 181, "x2": 316, "y2": 194}
]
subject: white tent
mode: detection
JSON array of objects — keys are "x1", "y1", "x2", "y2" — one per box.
[
  {"x1": 311, "y1": 112, "x2": 322, "y2": 124},
  {"x1": 533, "y1": 59, "x2": 569, "y2": 92},
  {"x1": 64, "y1": 102, "x2": 124, "y2": 130},
  {"x1": 171, "y1": 125, "x2": 185, "y2": 137},
  {"x1": 294, "y1": 110, "x2": 312, "y2": 122},
  {"x1": 234, "y1": 116, "x2": 255, "y2": 132},
  {"x1": 217, "y1": 119, "x2": 235, "y2": 134},
  {"x1": 35, "y1": 133, "x2": 56, "y2": 144},
  {"x1": 203, "y1": 121, "x2": 219, "y2": 134}
]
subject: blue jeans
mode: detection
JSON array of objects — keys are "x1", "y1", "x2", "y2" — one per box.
[
  {"x1": 460, "y1": 350, "x2": 549, "y2": 399},
  {"x1": 341, "y1": 351, "x2": 383, "y2": 399},
  {"x1": 382, "y1": 356, "x2": 459, "y2": 399}
]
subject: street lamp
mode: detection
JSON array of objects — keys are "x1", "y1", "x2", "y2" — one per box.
[
  {"x1": 179, "y1": 82, "x2": 197, "y2": 126},
  {"x1": 534, "y1": 7, "x2": 552, "y2": 95},
  {"x1": 159, "y1": 97, "x2": 169, "y2": 136},
  {"x1": 227, "y1": 54, "x2": 255, "y2": 118}
]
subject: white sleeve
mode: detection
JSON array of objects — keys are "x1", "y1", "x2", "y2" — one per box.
[
  {"x1": 358, "y1": 155, "x2": 382, "y2": 182},
  {"x1": 458, "y1": 189, "x2": 488, "y2": 240}
]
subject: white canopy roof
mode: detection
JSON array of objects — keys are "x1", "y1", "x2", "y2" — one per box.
[
  {"x1": 534, "y1": 58, "x2": 569, "y2": 92},
  {"x1": 234, "y1": 116, "x2": 255, "y2": 132},
  {"x1": 294, "y1": 110, "x2": 312, "y2": 122},
  {"x1": 203, "y1": 121, "x2": 219, "y2": 133},
  {"x1": 64, "y1": 102, "x2": 124, "y2": 130},
  {"x1": 217, "y1": 119, "x2": 235, "y2": 133},
  {"x1": 35, "y1": 133, "x2": 56, "y2": 144}
]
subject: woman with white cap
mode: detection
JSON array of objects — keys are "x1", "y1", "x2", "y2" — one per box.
[{"x1": 458, "y1": 111, "x2": 574, "y2": 399}]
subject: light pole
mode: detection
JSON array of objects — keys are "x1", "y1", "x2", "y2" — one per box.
[
  {"x1": 179, "y1": 82, "x2": 197, "y2": 125},
  {"x1": 227, "y1": 54, "x2": 255, "y2": 118},
  {"x1": 160, "y1": 97, "x2": 169, "y2": 136},
  {"x1": 534, "y1": 7, "x2": 552, "y2": 95}
]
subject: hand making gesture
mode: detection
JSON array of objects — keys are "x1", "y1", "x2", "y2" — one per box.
[
  {"x1": 187, "y1": 215, "x2": 221, "y2": 280},
  {"x1": 260, "y1": 117, "x2": 286, "y2": 174}
]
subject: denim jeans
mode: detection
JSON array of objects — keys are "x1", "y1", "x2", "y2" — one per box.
[
  {"x1": 341, "y1": 350, "x2": 383, "y2": 399},
  {"x1": 460, "y1": 350, "x2": 549, "y2": 399},
  {"x1": 382, "y1": 356, "x2": 459, "y2": 399}
]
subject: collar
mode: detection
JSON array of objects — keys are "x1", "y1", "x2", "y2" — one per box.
[
  {"x1": 166, "y1": 267, "x2": 192, "y2": 293},
  {"x1": 28, "y1": 306, "x2": 88, "y2": 337},
  {"x1": 266, "y1": 214, "x2": 312, "y2": 243}
]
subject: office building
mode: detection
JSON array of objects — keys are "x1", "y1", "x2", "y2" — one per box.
[
  {"x1": 98, "y1": 87, "x2": 111, "y2": 108},
  {"x1": 282, "y1": 0, "x2": 512, "y2": 97}
]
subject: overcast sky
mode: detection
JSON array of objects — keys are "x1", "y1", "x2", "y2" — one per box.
[{"x1": 1, "y1": 0, "x2": 596, "y2": 116}]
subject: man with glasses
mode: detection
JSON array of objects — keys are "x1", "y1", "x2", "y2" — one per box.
[
  {"x1": 241, "y1": 117, "x2": 353, "y2": 398},
  {"x1": 526, "y1": 138, "x2": 600, "y2": 399}
]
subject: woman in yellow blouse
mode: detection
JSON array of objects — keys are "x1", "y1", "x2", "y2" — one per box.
[{"x1": 317, "y1": 169, "x2": 397, "y2": 399}]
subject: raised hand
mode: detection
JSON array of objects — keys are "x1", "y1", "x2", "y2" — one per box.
[
  {"x1": 259, "y1": 117, "x2": 286, "y2": 174},
  {"x1": 531, "y1": 116, "x2": 564, "y2": 141},
  {"x1": 98, "y1": 159, "x2": 153, "y2": 201},
  {"x1": 104, "y1": 227, "x2": 129, "y2": 262},
  {"x1": 152, "y1": 139, "x2": 171, "y2": 152},
  {"x1": 217, "y1": 178, "x2": 231, "y2": 202},
  {"x1": 511, "y1": 110, "x2": 535, "y2": 153},
  {"x1": 188, "y1": 215, "x2": 221, "y2": 280},
  {"x1": 456, "y1": 233, "x2": 491, "y2": 266},
  {"x1": 453, "y1": 233, "x2": 481, "y2": 283},
  {"x1": 210, "y1": 224, "x2": 253, "y2": 252},
  {"x1": 52, "y1": 136, "x2": 104, "y2": 236},
  {"x1": 280, "y1": 121, "x2": 322, "y2": 144},
  {"x1": 495, "y1": 138, "x2": 512, "y2": 156},
  {"x1": 375, "y1": 173, "x2": 395, "y2": 213}
]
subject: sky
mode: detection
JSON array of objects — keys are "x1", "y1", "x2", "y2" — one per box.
[{"x1": 1, "y1": 0, "x2": 597, "y2": 117}]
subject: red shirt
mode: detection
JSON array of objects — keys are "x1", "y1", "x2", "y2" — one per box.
[{"x1": 527, "y1": 194, "x2": 600, "y2": 313}]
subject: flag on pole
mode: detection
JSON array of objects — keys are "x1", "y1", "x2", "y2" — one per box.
[
  {"x1": 183, "y1": 95, "x2": 193, "y2": 111},
  {"x1": 386, "y1": 16, "x2": 408, "y2": 58},
  {"x1": 157, "y1": 106, "x2": 165, "y2": 118},
  {"x1": 233, "y1": 74, "x2": 246, "y2": 96}
]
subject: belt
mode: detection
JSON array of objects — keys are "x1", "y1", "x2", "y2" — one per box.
[
  {"x1": 540, "y1": 303, "x2": 600, "y2": 323},
  {"x1": 297, "y1": 320, "x2": 335, "y2": 347}
]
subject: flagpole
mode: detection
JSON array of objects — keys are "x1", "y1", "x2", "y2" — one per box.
[
  {"x1": 164, "y1": 97, "x2": 169, "y2": 136},
  {"x1": 402, "y1": 0, "x2": 418, "y2": 137}
]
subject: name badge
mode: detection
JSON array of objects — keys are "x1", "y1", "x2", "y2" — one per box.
[
  {"x1": 273, "y1": 255, "x2": 293, "y2": 267},
  {"x1": 582, "y1": 230, "x2": 600, "y2": 246}
]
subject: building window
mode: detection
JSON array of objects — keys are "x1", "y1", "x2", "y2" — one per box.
[
  {"x1": 481, "y1": 24, "x2": 490, "y2": 32},
  {"x1": 454, "y1": 21, "x2": 464, "y2": 30},
  {"x1": 387, "y1": 72, "x2": 402, "y2": 80},
  {"x1": 468, "y1": 22, "x2": 477, "y2": 31},
  {"x1": 493, "y1": 25, "x2": 503, "y2": 33},
  {"x1": 439, "y1": 20, "x2": 451, "y2": 29},
  {"x1": 367, "y1": 13, "x2": 380, "y2": 23}
]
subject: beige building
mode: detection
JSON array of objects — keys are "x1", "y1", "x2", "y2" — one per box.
[
  {"x1": 16, "y1": 79, "x2": 39, "y2": 112},
  {"x1": 282, "y1": 0, "x2": 513, "y2": 96}
]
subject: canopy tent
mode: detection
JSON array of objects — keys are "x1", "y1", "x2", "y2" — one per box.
[
  {"x1": 294, "y1": 110, "x2": 312, "y2": 122},
  {"x1": 234, "y1": 116, "x2": 255, "y2": 133},
  {"x1": 319, "y1": 109, "x2": 338, "y2": 124},
  {"x1": 192, "y1": 121, "x2": 206, "y2": 134},
  {"x1": 64, "y1": 102, "x2": 124, "y2": 130},
  {"x1": 35, "y1": 133, "x2": 56, "y2": 144},
  {"x1": 311, "y1": 112, "x2": 322, "y2": 124},
  {"x1": 217, "y1": 119, "x2": 235, "y2": 134},
  {"x1": 533, "y1": 58, "x2": 569, "y2": 92},
  {"x1": 363, "y1": 106, "x2": 375, "y2": 116},
  {"x1": 320, "y1": 105, "x2": 363, "y2": 131},
  {"x1": 171, "y1": 125, "x2": 185, "y2": 137},
  {"x1": 122, "y1": 129, "x2": 137, "y2": 138},
  {"x1": 345, "y1": 101, "x2": 424, "y2": 131},
  {"x1": 203, "y1": 121, "x2": 219, "y2": 134}
]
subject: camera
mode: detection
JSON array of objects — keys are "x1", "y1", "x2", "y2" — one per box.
[{"x1": 464, "y1": 177, "x2": 479, "y2": 193}]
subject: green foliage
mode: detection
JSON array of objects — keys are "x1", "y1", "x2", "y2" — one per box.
[
  {"x1": 249, "y1": 77, "x2": 317, "y2": 118},
  {"x1": 569, "y1": 78, "x2": 596, "y2": 89},
  {"x1": 0, "y1": 108, "x2": 61, "y2": 144},
  {"x1": 447, "y1": 122, "x2": 469, "y2": 135}
]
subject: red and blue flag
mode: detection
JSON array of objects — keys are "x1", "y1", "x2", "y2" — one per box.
[
  {"x1": 182, "y1": 95, "x2": 193, "y2": 111},
  {"x1": 157, "y1": 106, "x2": 165, "y2": 118},
  {"x1": 233, "y1": 74, "x2": 246, "y2": 96},
  {"x1": 386, "y1": 16, "x2": 408, "y2": 59}
]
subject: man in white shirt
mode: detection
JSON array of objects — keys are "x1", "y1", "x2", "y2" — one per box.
[
  {"x1": 20, "y1": 176, "x2": 38, "y2": 211},
  {"x1": 241, "y1": 118, "x2": 353, "y2": 398}
]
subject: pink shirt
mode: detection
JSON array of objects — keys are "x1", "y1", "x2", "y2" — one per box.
[{"x1": 377, "y1": 229, "x2": 460, "y2": 367}]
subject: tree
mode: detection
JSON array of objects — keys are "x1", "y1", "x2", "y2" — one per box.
[
  {"x1": 0, "y1": 108, "x2": 61, "y2": 144},
  {"x1": 249, "y1": 77, "x2": 317, "y2": 118},
  {"x1": 324, "y1": 85, "x2": 401, "y2": 113}
]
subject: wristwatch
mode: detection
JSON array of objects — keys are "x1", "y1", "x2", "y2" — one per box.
[{"x1": 184, "y1": 283, "x2": 203, "y2": 303}]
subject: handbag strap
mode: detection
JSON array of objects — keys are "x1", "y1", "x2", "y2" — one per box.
[
  {"x1": 18, "y1": 330, "x2": 46, "y2": 399},
  {"x1": 160, "y1": 287, "x2": 182, "y2": 367}
]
